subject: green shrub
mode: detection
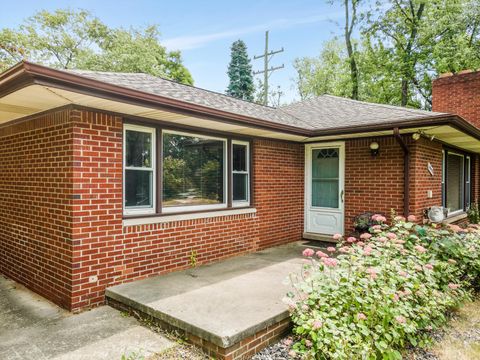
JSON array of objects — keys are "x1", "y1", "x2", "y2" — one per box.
[{"x1": 286, "y1": 216, "x2": 480, "y2": 359}]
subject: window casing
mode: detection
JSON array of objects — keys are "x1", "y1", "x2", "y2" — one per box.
[
  {"x1": 232, "y1": 141, "x2": 250, "y2": 207},
  {"x1": 442, "y1": 149, "x2": 472, "y2": 216},
  {"x1": 123, "y1": 123, "x2": 251, "y2": 216},
  {"x1": 123, "y1": 124, "x2": 156, "y2": 215}
]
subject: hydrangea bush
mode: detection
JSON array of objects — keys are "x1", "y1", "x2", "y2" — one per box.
[{"x1": 286, "y1": 215, "x2": 480, "y2": 359}]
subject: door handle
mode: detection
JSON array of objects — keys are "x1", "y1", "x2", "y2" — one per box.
[{"x1": 341, "y1": 190, "x2": 344, "y2": 203}]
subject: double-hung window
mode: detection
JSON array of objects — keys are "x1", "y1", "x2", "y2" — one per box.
[
  {"x1": 442, "y1": 149, "x2": 471, "y2": 215},
  {"x1": 232, "y1": 141, "x2": 250, "y2": 206},
  {"x1": 123, "y1": 125, "x2": 156, "y2": 215},
  {"x1": 123, "y1": 124, "x2": 251, "y2": 216}
]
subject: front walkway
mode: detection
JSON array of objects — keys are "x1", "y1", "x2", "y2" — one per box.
[
  {"x1": 0, "y1": 275, "x2": 173, "y2": 360},
  {"x1": 107, "y1": 241, "x2": 315, "y2": 359}
]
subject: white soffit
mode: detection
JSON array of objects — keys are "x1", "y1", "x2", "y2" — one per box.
[{"x1": 0, "y1": 85, "x2": 307, "y2": 141}]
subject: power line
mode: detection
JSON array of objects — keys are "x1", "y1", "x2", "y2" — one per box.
[{"x1": 253, "y1": 31, "x2": 284, "y2": 106}]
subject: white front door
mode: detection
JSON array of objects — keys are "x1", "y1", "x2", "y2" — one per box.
[{"x1": 305, "y1": 142, "x2": 345, "y2": 236}]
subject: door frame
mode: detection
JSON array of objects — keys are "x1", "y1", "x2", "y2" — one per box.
[{"x1": 304, "y1": 141, "x2": 345, "y2": 236}]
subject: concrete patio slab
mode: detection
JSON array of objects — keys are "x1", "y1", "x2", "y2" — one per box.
[
  {"x1": 0, "y1": 275, "x2": 174, "y2": 360},
  {"x1": 106, "y1": 241, "x2": 315, "y2": 358}
]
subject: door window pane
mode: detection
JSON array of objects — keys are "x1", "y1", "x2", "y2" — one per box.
[
  {"x1": 163, "y1": 132, "x2": 225, "y2": 208},
  {"x1": 312, "y1": 148, "x2": 339, "y2": 208},
  {"x1": 446, "y1": 153, "x2": 464, "y2": 212},
  {"x1": 125, "y1": 170, "x2": 153, "y2": 207}
]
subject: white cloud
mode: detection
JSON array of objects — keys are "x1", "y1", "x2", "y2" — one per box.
[{"x1": 163, "y1": 11, "x2": 343, "y2": 50}]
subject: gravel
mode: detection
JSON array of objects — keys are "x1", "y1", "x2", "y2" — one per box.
[{"x1": 250, "y1": 337, "x2": 293, "y2": 359}]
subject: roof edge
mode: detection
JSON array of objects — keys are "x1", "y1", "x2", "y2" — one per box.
[{"x1": 1, "y1": 61, "x2": 311, "y2": 137}]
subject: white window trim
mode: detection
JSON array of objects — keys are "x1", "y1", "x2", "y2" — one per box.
[
  {"x1": 123, "y1": 124, "x2": 156, "y2": 215},
  {"x1": 232, "y1": 140, "x2": 250, "y2": 207},
  {"x1": 162, "y1": 129, "x2": 228, "y2": 213}
]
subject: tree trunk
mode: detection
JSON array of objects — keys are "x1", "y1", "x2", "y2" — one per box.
[{"x1": 345, "y1": 0, "x2": 359, "y2": 100}]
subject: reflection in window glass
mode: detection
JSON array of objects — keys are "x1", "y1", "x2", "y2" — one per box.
[
  {"x1": 124, "y1": 128, "x2": 154, "y2": 211},
  {"x1": 312, "y1": 148, "x2": 339, "y2": 208},
  {"x1": 163, "y1": 132, "x2": 225, "y2": 208},
  {"x1": 446, "y1": 153, "x2": 464, "y2": 212},
  {"x1": 233, "y1": 143, "x2": 249, "y2": 203}
]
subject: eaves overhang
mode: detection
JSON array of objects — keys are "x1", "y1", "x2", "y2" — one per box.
[{"x1": 1, "y1": 61, "x2": 480, "y2": 152}]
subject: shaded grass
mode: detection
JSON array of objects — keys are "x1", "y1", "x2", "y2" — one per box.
[{"x1": 431, "y1": 299, "x2": 480, "y2": 360}]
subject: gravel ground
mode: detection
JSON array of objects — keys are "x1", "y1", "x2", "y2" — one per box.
[{"x1": 251, "y1": 337, "x2": 293, "y2": 360}]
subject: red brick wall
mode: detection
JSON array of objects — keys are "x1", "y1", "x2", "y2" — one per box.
[
  {"x1": 252, "y1": 140, "x2": 304, "y2": 249},
  {"x1": 344, "y1": 137, "x2": 405, "y2": 232},
  {"x1": 344, "y1": 136, "x2": 443, "y2": 232},
  {"x1": 0, "y1": 108, "x2": 74, "y2": 309},
  {"x1": 69, "y1": 110, "x2": 302, "y2": 310},
  {"x1": 432, "y1": 71, "x2": 480, "y2": 129},
  {"x1": 409, "y1": 138, "x2": 443, "y2": 220}
]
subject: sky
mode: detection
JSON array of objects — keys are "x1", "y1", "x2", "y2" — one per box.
[{"x1": 0, "y1": 0, "x2": 345, "y2": 103}]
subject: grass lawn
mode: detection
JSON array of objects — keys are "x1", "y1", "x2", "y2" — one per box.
[{"x1": 430, "y1": 299, "x2": 480, "y2": 360}]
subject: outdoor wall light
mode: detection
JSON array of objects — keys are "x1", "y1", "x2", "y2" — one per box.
[{"x1": 369, "y1": 141, "x2": 380, "y2": 156}]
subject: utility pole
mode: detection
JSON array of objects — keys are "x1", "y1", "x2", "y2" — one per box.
[{"x1": 253, "y1": 31, "x2": 284, "y2": 106}]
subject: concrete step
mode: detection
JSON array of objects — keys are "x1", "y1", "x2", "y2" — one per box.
[{"x1": 105, "y1": 242, "x2": 310, "y2": 359}]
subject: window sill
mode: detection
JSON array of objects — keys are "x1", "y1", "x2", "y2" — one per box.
[
  {"x1": 123, "y1": 207, "x2": 257, "y2": 227},
  {"x1": 443, "y1": 212, "x2": 468, "y2": 224}
]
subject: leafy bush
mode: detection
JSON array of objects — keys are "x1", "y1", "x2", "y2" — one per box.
[
  {"x1": 286, "y1": 216, "x2": 480, "y2": 359},
  {"x1": 467, "y1": 202, "x2": 480, "y2": 224}
]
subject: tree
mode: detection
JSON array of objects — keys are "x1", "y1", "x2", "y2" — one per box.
[
  {"x1": 295, "y1": 0, "x2": 480, "y2": 109},
  {"x1": 0, "y1": 9, "x2": 193, "y2": 85},
  {"x1": 293, "y1": 39, "x2": 351, "y2": 100},
  {"x1": 343, "y1": 0, "x2": 361, "y2": 99},
  {"x1": 226, "y1": 40, "x2": 255, "y2": 101}
]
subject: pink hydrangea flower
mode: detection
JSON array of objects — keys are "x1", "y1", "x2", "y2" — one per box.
[
  {"x1": 395, "y1": 315, "x2": 407, "y2": 324},
  {"x1": 339, "y1": 246, "x2": 351, "y2": 253},
  {"x1": 448, "y1": 283, "x2": 460, "y2": 290},
  {"x1": 332, "y1": 233, "x2": 342, "y2": 240},
  {"x1": 357, "y1": 241, "x2": 365, "y2": 246},
  {"x1": 357, "y1": 313, "x2": 367, "y2": 321},
  {"x1": 360, "y1": 233, "x2": 372, "y2": 240},
  {"x1": 377, "y1": 236, "x2": 387, "y2": 243},
  {"x1": 372, "y1": 224, "x2": 382, "y2": 230},
  {"x1": 414, "y1": 245, "x2": 427, "y2": 254},
  {"x1": 312, "y1": 320, "x2": 323, "y2": 330},
  {"x1": 372, "y1": 214, "x2": 387, "y2": 223},
  {"x1": 393, "y1": 293, "x2": 400, "y2": 302},
  {"x1": 316, "y1": 250, "x2": 329, "y2": 258},
  {"x1": 407, "y1": 215, "x2": 417, "y2": 222},
  {"x1": 363, "y1": 246, "x2": 373, "y2": 256},
  {"x1": 366, "y1": 267, "x2": 378, "y2": 279},
  {"x1": 288, "y1": 350, "x2": 297, "y2": 358},
  {"x1": 322, "y1": 257, "x2": 338, "y2": 267},
  {"x1": 448, "y1": 259, "x2": 457, "y2": 264},
  {"x1": 347, "y1": 236, "x2": 357, "y2": 243},
  {"x1": 394, "y1": 239, "x2": 405, "y2": 244},
  {"x1": 386, "y1": 232, "x2": 397, "y2": 239},
  {"x1": 394, "y1": 216, "x2": 406, "y2": 222},
  {"x1": 305, "y1": 340, "x2": 312, "y2": 347},
  {"x1": 425, "y1": 263, "x2": 434, "y2": 270},
  {"x1": 398, "y1": 270, "x2": 408, "y2": 277},
  {"x1": 327, "y1": 246, "x2": 336, "y2": 253},
  {"x1": 302, "y1": 248, "x2": 315, "y2": 257},
  {"x1": 283, "y1": 338, "x2": 293, "y2": 346}
]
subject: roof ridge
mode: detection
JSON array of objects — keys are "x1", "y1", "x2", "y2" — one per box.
[{"x1": 321, "y1": 94, "x2": 447, "y2": 115}]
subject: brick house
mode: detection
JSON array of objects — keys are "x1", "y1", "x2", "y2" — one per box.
[{"x1": 0, "y1": 61, "x2": 479, "y2": 312}]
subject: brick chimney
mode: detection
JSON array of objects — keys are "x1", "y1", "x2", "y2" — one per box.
[{"x1": 432, "y1": 70, "x2": 480, "y2": 129}]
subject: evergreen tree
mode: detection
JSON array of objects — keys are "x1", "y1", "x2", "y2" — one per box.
[{"x1": 226, "y1": 40, "x2": 255, "y2": 101}]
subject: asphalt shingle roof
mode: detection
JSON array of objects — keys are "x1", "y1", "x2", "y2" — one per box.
[
  {"x1": 66, "y1": 69, "x2": 313, "y2": 129},
  {"x1": 66, "y1": 69, "x2": 449, "y2": 132},
  {"x1": 280, "y1": 95, "x2": 448, "y2": 130}
]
